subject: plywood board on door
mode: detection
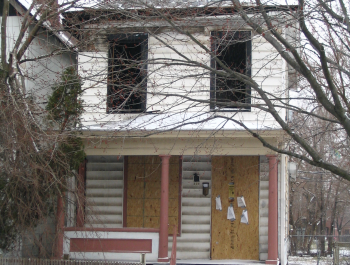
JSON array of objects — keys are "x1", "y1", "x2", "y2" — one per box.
[{"x1": 211, "y1": 156, "x2": 259, "y2": 260}]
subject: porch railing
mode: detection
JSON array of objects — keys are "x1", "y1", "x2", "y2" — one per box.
[
  {"x1": 170, "y1": 225, "x2": 177, "y2": 265},
  {"x1": 0, "y1": 258, "x2": 142, "y2": 265}
]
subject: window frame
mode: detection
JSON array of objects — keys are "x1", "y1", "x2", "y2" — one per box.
[
  {"x1": 210, "y1": 31, "x2": 252, "y2": 111},
  {"x1": 107, "y1": 33, "x2": 148, "y2": 114}
]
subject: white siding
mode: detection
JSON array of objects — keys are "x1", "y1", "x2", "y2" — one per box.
[
  {"x1": 1, "y1": 16, "x2": 75, "y2": 106},
  {"x1": 78, "y1": 52, "x2": 110, "y2": 125},
  {"x1": 78, "y1": 30, "x2": 285, "y2": 130},
  {"x1": 259, "y1": 156, "x2": 269, "y2": 261},
  {"x1": 147, "y1": 32, "x2": 211, "y2": 113}
]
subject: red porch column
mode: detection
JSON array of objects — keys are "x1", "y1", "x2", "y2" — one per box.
[
  {"x1": 266, "y1": 155, "x2": 278, "y2": 265},
  {"x1": 55, "y1": 195, "x2": 64, "y2": 259},
  {"x1": 158, "y1": 155, "x2": 171, "y2": 262}
]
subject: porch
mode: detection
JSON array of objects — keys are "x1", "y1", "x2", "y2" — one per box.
[{"x1": 57, "y1": 153, "x2": 280, "y2": 265}]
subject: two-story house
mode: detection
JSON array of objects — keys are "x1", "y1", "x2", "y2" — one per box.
[{"x1": 60, "y1": 2, "x2": 296, "y2": 265}]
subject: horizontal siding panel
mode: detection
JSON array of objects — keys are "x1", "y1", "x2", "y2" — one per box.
[
  {"x1": 86, "y1": 180, "x2": 124, "y2": 189},
  {"x1": 86, "y1": 189, "x2": 123, "y2": 197},
  {"x1": 252, "y1": 42, "x2": 276, "y2": 52},
  {"x1": 252, "y1": 51, "x2": 282, "y2": 61},
  {"x1": 86, "y1": 197, "x2": 123, "y2": 206},
  {"x1": 86, "y1": 163, "x2": 124, "y2": 171},
  {"x1": 86, "y1": 171, "x2": 123, "y2": 180},
  {"x1": 149, "y1": 52, "x2": 209, "y2": 62}
]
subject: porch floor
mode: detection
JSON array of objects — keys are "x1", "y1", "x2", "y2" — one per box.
[{"x1": 152, "y1": 260, "x2": 265, "y2": 265}]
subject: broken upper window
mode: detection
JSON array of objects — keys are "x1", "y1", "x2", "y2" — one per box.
[
  {"x1": 107, "y1": 33, "x2": 148, "y2": 113},
  {"x1": 210, "y1": 31, "x2": 251, "y2": 110}
]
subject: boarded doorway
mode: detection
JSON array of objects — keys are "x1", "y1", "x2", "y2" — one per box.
[{"x1": 211, "y1": 156, "x2": 259, "y2": 260}]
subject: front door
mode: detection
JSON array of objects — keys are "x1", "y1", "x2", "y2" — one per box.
[{"x1": 211, "y1": 156, "x2": 260, "y2": 260}]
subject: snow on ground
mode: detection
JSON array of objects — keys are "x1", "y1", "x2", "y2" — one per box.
[
  {"x1": 289, "y1": 255, "x2": 350, "y2": 265},
  {"x1": 288, "y1": 256, "x2": 333, "y2": 265}
]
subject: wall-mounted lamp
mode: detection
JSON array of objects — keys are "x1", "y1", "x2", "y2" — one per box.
[
  {"x1": 202, "y1": 182, "x2": 209, "y2": 196},
  {"x1": 193, "y1": 173, "x2": 200, "y2": 185}
]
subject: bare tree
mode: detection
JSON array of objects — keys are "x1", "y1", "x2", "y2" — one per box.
[{"x1": 0, "y1": 0, "x2": 84, "y2": 255}]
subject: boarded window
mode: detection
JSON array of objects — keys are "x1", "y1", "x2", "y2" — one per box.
[
  {"x1": 210, "y1": 31, "x2": 251, "y2": 110},
  {"x1": 108, "y1": 34, "x2": 148, "y2": 113},
  {"x1": 126, "y1": 156, "x2": 180, "y2": 234}
]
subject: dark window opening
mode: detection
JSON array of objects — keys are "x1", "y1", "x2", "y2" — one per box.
[
  {"x1": 108, "y1": 33, "x2": 148, "y2": 113},
  {"x1": 0, "y1": 3, "x2": 18, "y2": 16},
  {"x1": 210, "y1": 31, "x2": 251, "y2": 111}
]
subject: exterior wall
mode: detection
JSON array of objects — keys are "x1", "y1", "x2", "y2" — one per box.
[
  {"x1": 78, "y1": 28, "x2": 286, "y2": 129},
  {"x1": 259, "y1": 156, "x2": 269, "y2": 260},
  {"x1": 25, "y1": 26, "x2": 76, "y2": 106},
  {"x1": 0, "y1": 17, "x2": 76, "y2": 107}
]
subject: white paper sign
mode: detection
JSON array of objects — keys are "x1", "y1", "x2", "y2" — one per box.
[
  {"x1": 241, "y1": 209, "x2": 249, "y2": 224},
  {"x1": 227, "y1": 205, "x2": 236, "y2": 221},
  {"x1": 237, "y1": 196, "x2": 246, "y2": 208},
  {"x1": 216, "y1": 195, "x2": 222, "y2": 211}
]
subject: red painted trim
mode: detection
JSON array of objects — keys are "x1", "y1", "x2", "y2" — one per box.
[
  {"x1": 63, "y1": 227, "x2": 159, "y2": 232},
  {"x1": 76, "y1": 160, "x2": 86, "y2": 227},
  {"x1": 55, "y1": 195, "x2": 64, "y2": 258},
  {"x1": 266, "y1": 155, "x2": 278, "y2": 264},
  {"x1": 70, "y1": 238, "x2": 152, "y2": 253},
  {"x1": 158, "y1": 155, "x2": 171, "y2": 262},
  {"x1": 123, "y1": 156, "x2": 128, "y2": 228},
  {"x1": 177, "y1": 156, "x2": 182, "y2": 237}
]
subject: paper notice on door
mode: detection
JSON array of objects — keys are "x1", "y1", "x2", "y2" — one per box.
[
  {"x1": 241, "y1": 209, "x2": 249, "y2": 224},
  {"x1": 237, "y1": 196, "x2": 246, "y2": 208},
  {"x1": 227, "y1": 204, "x2": 236, "y2": 221},
  {"x1": 216, "y1": 195, "x2": 222, "y2": 211}
]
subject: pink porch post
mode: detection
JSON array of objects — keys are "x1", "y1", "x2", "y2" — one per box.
[
  {"x1": 266, "y1": 155, "x2": 278, "y2": 264},
  {"x1": 55, "y1": 195, "x2": 64, "y2": 259},
  {"x1": 158, "y1": 155, "x2": 171, "y2": 262}
]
